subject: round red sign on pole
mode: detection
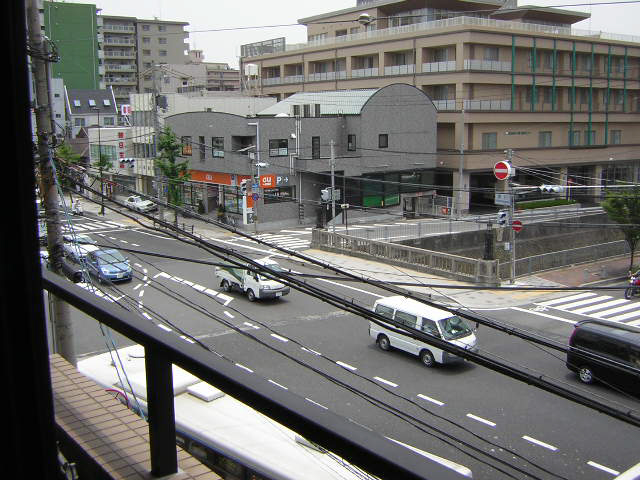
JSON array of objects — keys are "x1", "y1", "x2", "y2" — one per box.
[
  {"x1": 494, "y1": 161, "x2": 512, "y2": 181},
  {"x1": 512, "y1": 220, "x2": 523, "y2": 232}
]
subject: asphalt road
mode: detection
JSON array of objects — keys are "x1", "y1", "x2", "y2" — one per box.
[{"x1": 53, "y1": 212, "x2": 640, "y2": 480}]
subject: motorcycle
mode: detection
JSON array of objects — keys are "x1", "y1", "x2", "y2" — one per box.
[{"x1": 624, "y1": 274, "x2": 640, "y2": 299}]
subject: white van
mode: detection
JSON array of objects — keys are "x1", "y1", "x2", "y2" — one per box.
[{"x1": 369, "y1": 296, "x2": 477, "y2": 367}]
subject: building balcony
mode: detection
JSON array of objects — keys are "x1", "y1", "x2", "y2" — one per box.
[
  {"x1": 104, "y1": 64, "x2": 137, "y2": 72},
  {"x1": 104, "y1": 37, "x2": 136, "y2": 46},
  {"x1": 463, "y1": 99, "x2": 512, "y2": 110},
  {"x1": 283, "y1": 74, "x2": 304, "y2": 84},
  {"x1": 262, "y1": 77, "x2": 282, "y2": 86},
  {"x1": 103, "y1": 50, "x2": 136, "y2": 59},
  {"x1": 307, "y1": 71, "x2": 347, "y2": 82},
  {"x1": 432, "y1": 99, "x2": 457, "y2": 111},
  {"x1": 422, "y1": 61, "x2": 456, "y2": 73},
  {"x1": 105, "y1": 77, "x2": 138, "y2": 86},
  {"x1": 384, "y1": 64, "x2": 415, "y2": 75},
  {"x1": 463, "y1": 59, "x2": 512, "y2": 72},
  {"x1": 102, "y1": 24, "x2": 136, "y2": 33},
  {"x1": 351, "y1": 67, "x2": 379, "y2": 78}
]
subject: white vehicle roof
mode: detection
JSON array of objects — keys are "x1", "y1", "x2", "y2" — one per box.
[
  {"x1": 78, "y1": 345, "x2": 375, "y2": 480},
  {"x1": 374, "y1": 296, "x2": 454, "y2": 321}
]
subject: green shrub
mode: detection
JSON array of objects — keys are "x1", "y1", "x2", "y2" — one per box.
[{"x1": 516, "y1": 198, "x2": 577, "y2": 210}]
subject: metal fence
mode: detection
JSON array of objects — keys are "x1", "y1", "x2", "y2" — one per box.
[
  {"x1": 312, "y1": 229, "x2": 499, "y2": 285},
  {"x1": 502, "y1": 240, "x2": 630, "y2": 278},
  {"x1": 343, "y1": 217, "x2": 482, "y2": 241}
]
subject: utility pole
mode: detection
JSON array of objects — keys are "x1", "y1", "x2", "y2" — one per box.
[
  {"x1": 330, "y1": 140, "x2": 336, "y2": 234},
  {"x1": 457, "y1": 107, "x2": 465, "y2": 217},
  {"x1": 152, "y1": 62, "x2": 164, "y2": 221},
  {"x1": 27, "y1": 0, "x2": 75, "y2": 365}
]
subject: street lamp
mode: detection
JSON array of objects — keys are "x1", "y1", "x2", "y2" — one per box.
[{"x1": 91, "y1": 107, "x2": 105, "y2": 215}]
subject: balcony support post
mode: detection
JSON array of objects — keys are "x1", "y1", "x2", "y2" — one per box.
[{"x1": 145, "y1": 344, "x2": 178, "y2": 477}]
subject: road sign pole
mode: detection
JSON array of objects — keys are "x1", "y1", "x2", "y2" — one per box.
[{"x1": 507, "y1": 149, "x2": 516, "y2": 284}]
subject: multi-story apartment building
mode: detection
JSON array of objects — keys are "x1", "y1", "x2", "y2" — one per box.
[
  {"x1": 102, "y1": 15, "x2": 189, "y2": 102},
  {"x1": 240, "y1": 0, "x2": 640, "y2": 212},
  {"x1": 41, "y1": 2, "x2": 190, "y2": 105}
]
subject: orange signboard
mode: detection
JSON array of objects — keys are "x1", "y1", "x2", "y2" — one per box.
[
  {"x1": 189, "y1": 170, "x2": 232, "y2": 185},
  {"x1": 260, "y1": 174, "x2": 277, "y2": 189}
]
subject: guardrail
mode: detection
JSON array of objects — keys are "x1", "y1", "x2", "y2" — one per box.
[{"x1": 312, "y1": 229, "x2": 499, "y2": 285}]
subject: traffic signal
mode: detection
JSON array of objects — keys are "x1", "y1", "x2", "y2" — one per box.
[
  {"x1": 320, "y1": 188, "x2": 331, "y2": 202},
  {"x1": 240, "y1": 179, "x2": 248, "y2": 195},
  {"x1": 497, "y1": 209, "x2": 508, "y2": 225},
  {"x1": 539, "y1": 184, "x2": 564, "y2": 193}
]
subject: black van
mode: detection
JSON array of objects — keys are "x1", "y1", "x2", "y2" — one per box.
[{"x1": 566, "y1": 320, "x2": 640, "y2": 395}]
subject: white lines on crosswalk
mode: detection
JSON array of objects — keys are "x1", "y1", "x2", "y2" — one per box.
[{"x1": 533, "y1": 292, "x2": 640, "y2": 326}]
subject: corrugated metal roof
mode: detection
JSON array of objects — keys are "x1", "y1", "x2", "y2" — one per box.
[{"x1": 257, "y1": 89, "x2": 379, "y2": 117}]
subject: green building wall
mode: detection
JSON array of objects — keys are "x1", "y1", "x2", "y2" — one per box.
[{"x1": 43, "y1": 2, "x2": 100, "y2": 89}]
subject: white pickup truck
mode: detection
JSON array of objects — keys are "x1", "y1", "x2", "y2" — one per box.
[
  {"x1": 124, "y1": 195, "x2": 157, "y2": 213},
  {"x1": 215, "y1": 258, "x2": 290, "y2": 302}
]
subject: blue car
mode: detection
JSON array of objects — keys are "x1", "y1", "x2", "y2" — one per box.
[{"x1": 86, "y1": 248, "x2": 133, "y2": 283}]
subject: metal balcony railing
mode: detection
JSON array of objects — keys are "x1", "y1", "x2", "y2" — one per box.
[{"x1": 42, "y1": 268, "x2": 462, "y2": 480}]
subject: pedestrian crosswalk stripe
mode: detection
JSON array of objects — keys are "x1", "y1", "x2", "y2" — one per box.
[
  {"x1": 539, "y1": 292, "x2": 597, "y2": 306},
  {"x1": 628, "y1": 319, "x2": 640, "y2": 326},
  {"x1": 593, "y1": 302, "x2": 640, "y2": 318},
  {"x1": 606, "y1": 310, "x2": 640, "y2": 322},
  {"x1": 573, "y1": 298, "x2": 628, "y2": 314},
  {"x1": 558, "y1": 295, "x2": 612, "y2": 310}
]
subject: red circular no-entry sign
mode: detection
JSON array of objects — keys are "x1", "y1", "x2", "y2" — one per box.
[
  {"x1": 494, "y1": 161, "x2": 513, "y2": 180},
  {"x1": 512, "y1": 220, "x2": 523, "y2": 232}
]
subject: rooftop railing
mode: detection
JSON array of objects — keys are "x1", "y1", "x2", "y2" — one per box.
[{"x1": 244, "y1": 16, "x2": 640, "y2": 58}]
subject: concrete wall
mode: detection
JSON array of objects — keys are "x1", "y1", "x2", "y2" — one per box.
[{"x1": 399, "y1": 214, "x2": 624, "y2": 262}]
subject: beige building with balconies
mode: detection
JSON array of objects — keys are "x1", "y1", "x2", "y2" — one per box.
[{"x1": 240, "y1": 0, "x2": 640, "y2": 211}]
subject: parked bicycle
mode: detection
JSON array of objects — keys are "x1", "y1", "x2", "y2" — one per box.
[{"x1": 624, "y1": 272, "x2": 640, "y2": 299}]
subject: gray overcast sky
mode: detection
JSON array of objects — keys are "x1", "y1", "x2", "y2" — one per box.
[{"x1": 70, "y1": 0, "x2": 640, "y2": 67}]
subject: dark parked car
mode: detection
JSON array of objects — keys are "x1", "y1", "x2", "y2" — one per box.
[{"x1": 566, "y1": 319, "x2": 640, "y2": 396}]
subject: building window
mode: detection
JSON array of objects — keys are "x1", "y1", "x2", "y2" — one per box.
[
  {"x1": 142, "y1": 24, "x2": 150, "y2": 31},
  {"x1": 212, "y1": 137, "x2": 224, "y2": 157},
  {"x1": 335, "y1": 29, "x2": 347, "y2": 37},
  {"x1": 269, "y1": 139, "x2": 289, "y2": 156},
  {"x1": 143, "y1": 49, "x2": 151, "y2": 56},
  {"x1": 482, "y1": 132, "x2": 497, "y2": 150},
  {"x1": 568, "y1": 130, "x2": 580, "y2": 146},
  {"x1": 199, "y1": 136, "x2": 205, "y2": 160},
  {"x1": 350, "y1": 27, "x2": 359, "y2": 34},
  {"x1": 538, "y1": 131, "x2": 552, "y2": 147},
  {"x1": 181, "y1": 136, "x2": 192, "y2": 156},
  {"x1": 158, "y1": 24, "x2": 166, "y2": 32},
  {"x1": 74, "y1": 118, "x2": 85, "y2": 127},
  {"x1": 584, "y1": 130, "x2": 596, "y2": 145},
  {"x1": 158, "y1": 37, "x2": 167, "y2": 44},
  {"x1": 484, "y1": 46, "x2": 499, "y2": 62},
  {"x1": 610, "y1": 130, "x2": 622, "y2": 144},
  {"x1": 347, "y1": 134, "x2": 356, "y2": 151},
  {"x1": 142, "y1": 37, "x2": 150, "y2": 44},
  {"x1": 378, "y1": 134, "x2": 388, "y2": 149},
  {"x1": 312, "y1": 136, "x2": 320, "y2": 159},
  {"x1": 159, "y1": 50, "x2": 167, "y2": 57},
  {"x1": 104, "y1": 117, "x2": 115, "y2": 126}
]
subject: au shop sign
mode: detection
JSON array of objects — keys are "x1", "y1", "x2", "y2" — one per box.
[{"x1": 259, "y1": 174, "x2": 289, "y2": 188}]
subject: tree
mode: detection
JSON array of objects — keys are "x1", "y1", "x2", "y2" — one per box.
[
  {"x1": 602, "y1": 186, "x2": 640, "y2": 272},
  {"x1": 156, "y1": 126, "x2": 191, "y2": 224},
  {"x1": 54, "y1": 141, "x2": 82, "y2": 203}
]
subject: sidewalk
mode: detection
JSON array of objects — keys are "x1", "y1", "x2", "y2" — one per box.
[{"x1": 79, "y1": 198, "x2": 629, "y2": 309}]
